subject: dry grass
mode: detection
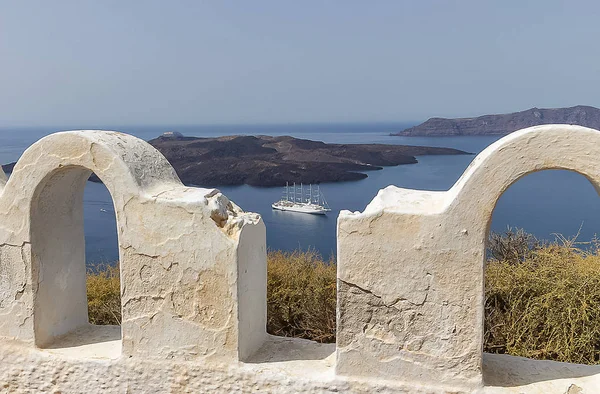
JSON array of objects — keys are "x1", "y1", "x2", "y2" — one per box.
[
  {"x1": 485, "y1": 234, "x2": 600, "y2": 364},
  {"x1": 85, "y1": 250, "x2": 337, "y2": 342},
  {"x1": 86, "y1": 263, "x2": 121, "y2": 325},
  {"x1": 86, "y1": 239, "x2": 600, "y2": 364},
  {"x1": 266, "y1": 249, "x2": 337, "y2": 343},
  {"x1": 487, "y1": 227, "x2": 543, "y2": 264}
]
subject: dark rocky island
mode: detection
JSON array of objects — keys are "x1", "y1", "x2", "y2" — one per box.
[
  {"x1": 147, "y1": 134, "x2": 468, "y2": 187},
  {"x1": 2, "y1": 134, "x2": 469, "y2": 187},
  {"x1": 393, "y1": 105, "x2": 600, "y2": 136}
]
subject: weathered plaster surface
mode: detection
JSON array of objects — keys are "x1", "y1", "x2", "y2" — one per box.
[
  {"x1": 1, "y1": 127, "x2": 599, "y2": 392},
  {"x1": 337, "y1": 125, "x2": 600, "y2": 391},
  {"x1": 1, "y1": 338, "x2": 599, "y2": 393},
  {"x1": 0, "y1": 130, "x2": 265, "y2": 363},
  {"x1": 0, "y1": 335, "x2": 465, "y2": 393}
]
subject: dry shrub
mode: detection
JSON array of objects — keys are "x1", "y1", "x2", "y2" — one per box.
[
  {"x1": 86, "y1": 263, "x2": 121, "y2": 325},
  {"x1": 86, "y1": 238, "x2": 600, "y2": 364},
  {"x1": 487, "y1": 227, "x2": 542, "y2": 264},
  {"x1": 485, "y1": 236, "x2": 600, "y2": 364},
  {"x1": 267, "y1": 249, "x2": 337, "y2": 343},
  {"x1": 86, "y1": 251, "x2": 337, "y2": 342}
]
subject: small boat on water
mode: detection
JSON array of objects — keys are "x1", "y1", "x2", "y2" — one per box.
[{"x1": 272, "y1": 182, "x2": 332, "y2": 215}]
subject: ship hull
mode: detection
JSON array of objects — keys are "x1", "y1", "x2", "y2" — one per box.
[{"x1": 271, "y1": 204, "x2": 328, "y2": 215}]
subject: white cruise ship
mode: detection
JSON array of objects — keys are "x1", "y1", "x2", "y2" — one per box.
[{"x1": 272, "y1": 182, "x2": 332, "y2": 215}]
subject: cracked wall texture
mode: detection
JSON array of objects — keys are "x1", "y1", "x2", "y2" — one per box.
[
  {"x1": 337, "y1": 125, "x2": 600, "y2": 391},
  {"x1": 0, "y1": 130, "x2": 266, "y2": 362},
  {"x1": 1, "y1": 127, "x2": 600, "y2": 393}
]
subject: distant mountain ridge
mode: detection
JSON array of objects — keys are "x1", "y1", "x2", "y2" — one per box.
[{"x1": 393, "y1": 105, "x2": 600, "y2": 136}]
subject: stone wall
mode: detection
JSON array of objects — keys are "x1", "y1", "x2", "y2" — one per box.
[{"x1": 0, "y1": 127, "x2": 599, "y2": 393}]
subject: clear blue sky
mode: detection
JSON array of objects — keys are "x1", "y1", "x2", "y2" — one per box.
[{"x1": 1, "y1": 1, "x2": 599, "y2": 127}]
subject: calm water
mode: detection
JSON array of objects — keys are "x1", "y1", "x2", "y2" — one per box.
[{"x1": 1, "y1": 124, "x2": 599, "y2": 263}]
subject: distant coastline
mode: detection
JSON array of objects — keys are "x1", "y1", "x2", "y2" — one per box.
[
  {"x1": 392, "y1": 105, "x2": 600, "y2": 136},
  {"x1": 1, "y1": 134, "x2": 470, "y2": 187},
  {"x1": 146, "y1": 134, "x2": 470, "y2": 187}
]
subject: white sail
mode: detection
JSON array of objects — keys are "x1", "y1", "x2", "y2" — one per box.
[{"x1": 272, "y1": 183, "x2": 332, "y2": 215}]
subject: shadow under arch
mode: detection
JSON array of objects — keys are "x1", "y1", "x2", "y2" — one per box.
[
  {"x1": 30, "y1": 164, "x2": 117, "y2": 346},
  {"x1": 2, "y1": 130, "x2": 183, "y2": 348},
  {"x1": 443, "y1": 125, "x2": 600, "y2": 386}
]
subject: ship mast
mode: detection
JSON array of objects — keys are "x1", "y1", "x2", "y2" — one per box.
[
  {"x1": 285, "y1": 182, "x2": 289, "y2": 202},
  {"x1": 309, "y1": 184, "x2": 312, "y2": 204},
  {"x1": 292, "y1": 182, "x2": 296, "y2": 203},
  {"x1": 300, "y1": 183, "x2": 303, "y2": 204}
]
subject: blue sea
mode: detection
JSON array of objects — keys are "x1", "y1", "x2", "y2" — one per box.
[{"x1": 1, "y1": 123, "x2": 599, "y2": 264}]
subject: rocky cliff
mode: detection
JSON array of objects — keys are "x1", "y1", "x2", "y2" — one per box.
[
  {"x1": 2, "y1": 134, "x2": 469, "y2": 187},
  {"x1": 393, "y1": 105, "x2": 600, "y2": 136},
  {"x1": 146, "y1": 134, "x2": 468, "y2": 187}
]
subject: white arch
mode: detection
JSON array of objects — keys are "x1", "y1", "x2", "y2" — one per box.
[
  {"x1": 336, "y1": 124, "x2": 600, "y2": 389},
  {"x1": 448, "y1": 125, "x2": 600, "y2": 223},
  {"x1": 0, "y1": 131, "x2": 182, "y2": 346},
  {"x1": 0, "y1": 130, "x2": 266, "y2": 362}
]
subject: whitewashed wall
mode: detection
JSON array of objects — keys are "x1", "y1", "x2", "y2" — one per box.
[{"x1": 0, "y1": 127, "x2": 598, "y2": 393}]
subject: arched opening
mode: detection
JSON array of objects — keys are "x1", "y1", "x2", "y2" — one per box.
[
  {"x1": 483, "y1": 169, "x2": 600, "y2": 386},
  {"x1": 31, "y1": 165, "x2": 121, "y2": 358}
]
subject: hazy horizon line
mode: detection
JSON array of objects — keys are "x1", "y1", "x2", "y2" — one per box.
[
  {"x1": 3, "y1": 103, "x2": 598, "y2": 131},
  {"x1": 0, "y1": 120, "x2": 421, "y2": 131}
]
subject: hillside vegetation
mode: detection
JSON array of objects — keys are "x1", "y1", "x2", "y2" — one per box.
[
  {"x1": 485, "y1": 229, "x2": 600, "y2": 364},
  {"x1": 87, "y1": 230, "x2": 600, "y2": 364}
]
